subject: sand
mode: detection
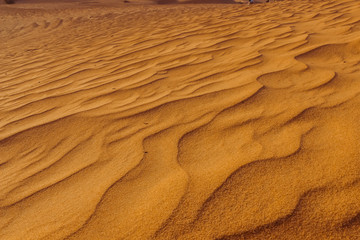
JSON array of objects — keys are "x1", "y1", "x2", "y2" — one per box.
[{"x1": 1, "y1": 0, "x2": 360, "y2": 239}]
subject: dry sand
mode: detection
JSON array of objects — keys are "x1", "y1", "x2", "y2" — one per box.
[{"x1": 1, "y1": 0, "x2": 360, "y2": 239}]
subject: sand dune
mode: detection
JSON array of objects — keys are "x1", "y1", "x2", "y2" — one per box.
[{"x1": 1, "y1": 0, "x2": 360, "y2": 239}]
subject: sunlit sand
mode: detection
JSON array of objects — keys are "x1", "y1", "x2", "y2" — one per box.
[{"x1": 1, "y1": 0, "x2": 360, "y2": 239}]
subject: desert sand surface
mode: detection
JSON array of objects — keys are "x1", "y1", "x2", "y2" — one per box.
[{"x1": 1, "y1": 0, "x2": 360, "y2": 239}]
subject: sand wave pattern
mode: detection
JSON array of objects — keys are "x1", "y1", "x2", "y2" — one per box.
[{"x1": 1, "y1": 0, "x2": 360, "y2": 239}]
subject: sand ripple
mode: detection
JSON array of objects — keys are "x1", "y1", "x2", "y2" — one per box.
[{"x1": 1, "y1": 0, "x2": 360, "y2": 239}]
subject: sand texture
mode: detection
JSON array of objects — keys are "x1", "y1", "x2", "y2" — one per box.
[{"x1": 1, "y1": 0, "x2": 360, "y2": 239}]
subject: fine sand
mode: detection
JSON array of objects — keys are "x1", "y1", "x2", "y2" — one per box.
[{"x1": 1, "y1": 0, "x2": 360, "y2": 239}]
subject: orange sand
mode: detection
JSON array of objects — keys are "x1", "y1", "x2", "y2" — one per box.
[{"x1": 1, "y1": 0, "x2": 360, "y2": 239}]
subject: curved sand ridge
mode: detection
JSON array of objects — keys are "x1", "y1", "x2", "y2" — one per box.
[{"x1": 1, "y1": 0, "x2": 360, "y2": 239}]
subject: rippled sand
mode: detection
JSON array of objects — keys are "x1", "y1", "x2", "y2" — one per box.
[{"x1": 1, "y1": 0, "x2": 360, "y2": 239}]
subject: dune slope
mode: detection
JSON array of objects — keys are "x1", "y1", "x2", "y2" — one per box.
[{"x1": 1, "y1": 0, "x2": 360, "y2": 239}]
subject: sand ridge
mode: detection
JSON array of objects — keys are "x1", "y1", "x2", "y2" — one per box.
[{"x1": 1, "y1": 0, "x2": 360, "y2": 239}]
